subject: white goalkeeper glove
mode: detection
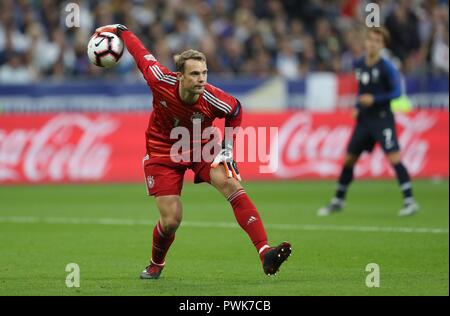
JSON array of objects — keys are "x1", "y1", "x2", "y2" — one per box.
[{"x1": 211, "y1": 148, "x2": 242, "y2": 181}]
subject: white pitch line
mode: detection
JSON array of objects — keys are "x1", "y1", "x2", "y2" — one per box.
[{"x1": 0, "y1": 216, "x2": 448, "y2": 234}]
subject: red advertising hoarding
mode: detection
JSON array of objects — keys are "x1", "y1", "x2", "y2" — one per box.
[{"x1": 0, "y1": 111, "x2": 447, "y2": 184}]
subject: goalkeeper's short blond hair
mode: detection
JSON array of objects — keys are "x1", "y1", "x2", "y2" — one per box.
[{"x1": 174, "y1": 49, "x2": 206, "y2": 73}]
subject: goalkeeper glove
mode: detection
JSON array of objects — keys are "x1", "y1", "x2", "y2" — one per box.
[
  {"x1": 211, "y1": 147, "x2": 242, "y2": 181},
  {"x1": 95, "y1": 24, "x2": 128, "y2": 37}
]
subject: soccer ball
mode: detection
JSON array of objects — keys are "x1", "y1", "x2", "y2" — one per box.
[{"x1": 87, "y1": 32, "x2": 124, "y2": 68}]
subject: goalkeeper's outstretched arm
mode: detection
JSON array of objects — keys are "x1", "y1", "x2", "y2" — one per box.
[
  {"x1": 95, "y1": 24, "x2": 172, "y2": 87},
  {"x1": 121, "y1": 30, "x2": 174, "y2": 87}
]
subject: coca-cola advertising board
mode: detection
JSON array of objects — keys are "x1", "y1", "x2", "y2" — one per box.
[{"x1": 0, "y1": 111, "x2": 447, "y2": 184}]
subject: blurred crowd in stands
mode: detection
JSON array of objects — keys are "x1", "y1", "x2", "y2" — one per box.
[{"x1": 0, "y1": 0, "x2": 448, "y2": 83}]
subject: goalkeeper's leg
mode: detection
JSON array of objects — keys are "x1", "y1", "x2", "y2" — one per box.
[
  {"x1": 141, "y1": 195, "x2": 182, "y2": 279},
  {"x1": 210, "y1": 166, "x2": 291, "y2": 275}
]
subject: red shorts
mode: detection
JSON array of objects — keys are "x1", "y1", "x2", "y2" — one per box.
[{"x1": 142, "y1": 154, "x2": 212, "y2": 197}]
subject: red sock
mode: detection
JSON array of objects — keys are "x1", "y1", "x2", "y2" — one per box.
[
  {"x1": 228, "y1": 189, "x2": 270, "y2": 261},
  {"x1": 151, "y1": 221, "x2": 175, "y2": 265}
]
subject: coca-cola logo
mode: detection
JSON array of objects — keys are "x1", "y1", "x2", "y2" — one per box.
[
  {"x1": 0, "y1": 114, "x2": 119, "y2": 182},
  {"x1": 270, "y1": 111, "x2": 438, "y2": 178}
]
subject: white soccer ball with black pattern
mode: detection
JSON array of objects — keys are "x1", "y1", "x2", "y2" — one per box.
[{"x1": 87, "y1": 32, "x2": 124, "y2": 68}]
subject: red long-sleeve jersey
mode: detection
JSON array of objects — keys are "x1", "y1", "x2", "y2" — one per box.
[{"x1": 121, "y1": 31, "x2": 242, "y2": 158}]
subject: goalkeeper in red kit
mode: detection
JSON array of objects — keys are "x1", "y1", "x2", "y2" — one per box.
[{"x1": 95, "y1": 24, "x2": 291, "y2": 279}]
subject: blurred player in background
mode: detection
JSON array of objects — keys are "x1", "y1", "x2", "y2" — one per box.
[
  {"x1": 318, "y1": 27, "x2": 420, "y2": 217},
  {"x1": 95, "y1": 24, "x2": 291, "y2": 279}
]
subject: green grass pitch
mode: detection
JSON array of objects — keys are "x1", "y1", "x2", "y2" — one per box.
[{"x1": 0, "y1": 180, "x2": 448, "y2": 296}]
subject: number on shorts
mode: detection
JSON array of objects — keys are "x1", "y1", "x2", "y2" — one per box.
[{"x1": 383, "y1": 128, "x2": 393, "y2": 148}]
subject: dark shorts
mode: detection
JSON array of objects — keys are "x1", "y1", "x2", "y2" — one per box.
[
  {"x1": 142, "y1": 154, "x2": 212, "y2": 197},
  {"x1": 347, "y1": 114, "x2": 400, "y2": 155}
]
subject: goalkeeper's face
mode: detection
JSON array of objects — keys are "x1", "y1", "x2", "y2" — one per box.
[{"x1": 179, "y1": 59, "x2": 208, "y2": 95}]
